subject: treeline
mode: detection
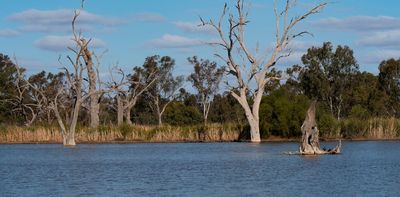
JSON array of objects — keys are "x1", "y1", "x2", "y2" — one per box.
[{"x1": 1, "y1": 41, "x2": 400, "y2": 140}]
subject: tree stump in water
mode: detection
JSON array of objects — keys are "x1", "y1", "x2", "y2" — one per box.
[{"x1": 299, "y1": 101, "x2": 341, "y2": 155}]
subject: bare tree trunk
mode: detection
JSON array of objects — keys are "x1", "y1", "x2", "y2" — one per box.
[
  {"x1": 89, "y1": 94, "x2": 100, "y2": 127},
  {"x1": 125, "y1": 106, "x2": 133, "y2": 125},
  {"x1": 299, "y1": 101, "x2": 341, "y2": 155},
  {"x1": 202, "y1": 100, "x2": 210, "y2": 125},
  {"x1": 234, "y1": 92, "x2": 262, "y2": 143},
  {"x1": 117, "y1": 94, "x2": 124, "y2": 126},
  {"x1": 89, "y1": 94, "x2": 100, "y2": 128},
  {"x1": 63, "y1": 129, "x2": 76, "y2": 146},
  {"x1": 154, "y1": 96, "x2": 163, "y2": 126},
  {"x1": 82, "y1": 39, "x2": 100, "y2": 128},
  {"x1": 158, "y1": 113, "x2": 162, "y2": 126}
]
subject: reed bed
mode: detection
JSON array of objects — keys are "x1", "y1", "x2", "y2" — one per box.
[
  {"x1": 0, "y1": 123, "x2": 243, "y2": 143},
  {"x1": 1, "y1": 118, "x2": 399, "y2": 144}
]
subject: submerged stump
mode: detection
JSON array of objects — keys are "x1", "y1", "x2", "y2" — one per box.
[{"x1": 298, "y1": 101, "x2": 341, "y2": 155}]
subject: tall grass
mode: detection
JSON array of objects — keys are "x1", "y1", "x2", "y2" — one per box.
[
  {"x1": 0, "y1": 123, "x2": 243, "y2": 143},
  {"x1": 1, "y1": 118, "x2": 399, "y2": 144},
  {"x1": 320, "y1": 117, "x2": 400, "y2": 139}
]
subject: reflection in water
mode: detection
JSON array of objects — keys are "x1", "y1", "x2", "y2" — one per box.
[{"x1": 0, "y1": 141, "x2": 399, "y2": 196}]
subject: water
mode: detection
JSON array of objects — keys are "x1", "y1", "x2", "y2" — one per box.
[{"x1": 1, "y1": 141, "x2": 400, "y2": 196}]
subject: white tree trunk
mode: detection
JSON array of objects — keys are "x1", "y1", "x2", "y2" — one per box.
[
  {"x1": 63, "y1": 129, "x2": 76, "y2": 146},
  {"x1": 234, "y1": 92, "x2": 262, "y2": 143}
]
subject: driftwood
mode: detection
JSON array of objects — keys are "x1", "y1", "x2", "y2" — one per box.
[{"x1": 285, "y1": 101, "x2": 341, "y2": 155}]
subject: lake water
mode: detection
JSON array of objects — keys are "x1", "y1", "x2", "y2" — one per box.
[{"x1": 1, "y1": 141, "x2": 400, "y2": 196}]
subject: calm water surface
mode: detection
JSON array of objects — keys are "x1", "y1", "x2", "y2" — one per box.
[{"x1": 1, "y1": 141, "x2": 400, "y2": 196}]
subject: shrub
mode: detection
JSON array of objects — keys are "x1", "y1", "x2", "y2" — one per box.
[{"x1": 317, "y1": 113, "x2": 340, "y2": 138}]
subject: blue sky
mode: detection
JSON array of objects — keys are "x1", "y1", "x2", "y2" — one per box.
[{"x1": 1, "y1": 0, "x2": 400, "y2": 78}]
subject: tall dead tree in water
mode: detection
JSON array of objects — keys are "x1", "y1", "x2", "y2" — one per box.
[
  {"x1": 201, "y1": 0, "x2": 326, "y2": 142},
  {"x1": 52, "y1": 2, "x2": 106, "y2": 146},
  {"x1": 299, "y1": 101, "x2": 341, "y2": 154}
]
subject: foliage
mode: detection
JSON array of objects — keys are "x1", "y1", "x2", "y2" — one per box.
[
  {"x1": 299, "y1": 42, "x2": 359, "y2": 119},
  {"x1": 187, "y1": 56, "x2": 224, "y2": 123},
  {"x1": 260, "y1": 85, "x2": 310, "y2": 137},
  {"x1": 378, "y1": 58, "x2": 400, "y2": 116},
  {"x1": 163, "y1": 101, "x2": 202, "y2": 126}
]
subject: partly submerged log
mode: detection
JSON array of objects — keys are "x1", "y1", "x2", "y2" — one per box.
[{"x1": 297, "y1": 101, "x2": 341, "y2": 155}]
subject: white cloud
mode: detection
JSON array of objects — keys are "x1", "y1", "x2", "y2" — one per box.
[
  {"x1": 312, "y1": 16, "x2": 400, "y2": 31},
  {"x1": 146, "y1": 34, "x2": 204, "y2": 48},
  {"x1": 172, "y1": 21, "x2": 215, "y2": 34},
  {"x1": 133, "y1": 12, "x2": 166, "y2": 22},
  {"x1": 0, "y1": 29, "x2": 20, "y2": 37},
  {"x1": 8, "y1": 9, "x2": 126, "y2": 33},
  {"x1": 358, "y1": 30, "x2": 400, "y2": 48},
  {"x1": 34, "y1": 35, "x2": 106, "y2": 52}
]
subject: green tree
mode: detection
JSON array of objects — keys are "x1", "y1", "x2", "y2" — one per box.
[
  {"x1": 378, "y1": 58, "x2": 400, "y2": 116},
  {"x1": 0, "y1": 53, "x2": 19, "y2": 124},
  {"x1": 208, "y1": 93, "x2": 246, "y2": 124},
  {"x1": 300, "y1": 42, "x2": 359, "y2": 119},
  {"x1": 147, "y1": 56, "x2": 184, "y2": 126},
  {"x1": 164, "y1": 101, "x2": 202, "y2": 126},
  {"x1": 188, "y1": 56, "x2": 224, "y2": 124},
  {"x1": 260, "y1": 84, "x2": 310, "y2": 138}
]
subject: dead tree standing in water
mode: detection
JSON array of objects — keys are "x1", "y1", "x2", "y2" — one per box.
[{"x1": 299, "y1": 101, "x2": 341, "y2": 155}]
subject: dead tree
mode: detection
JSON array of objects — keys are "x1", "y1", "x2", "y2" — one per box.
[
  {"x1": 108, "y1": 60, "x2": 158, "y2": 125},
  {"x1": 299, "y1": 101, "x2": 341, "y2": 155},
  {"x1": 52, "y1": 4, "x2": 108, "y2": 146},
  {"x1": 71, "y1": 20, "x2": 106, "y2": 128},
  {"x1": 201, "y1": 0, "x2": 326, "y2": 142},
  {"x1": 6, "y1": 58, "x2": 46, "y2": 126},
  {"x1": 108, "y1": 66, "x2": 128, "y2": 126}
]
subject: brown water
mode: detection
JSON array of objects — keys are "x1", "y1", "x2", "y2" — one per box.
[{"x1": 1, "y1": 141, "x2": 399, "y2": 196}]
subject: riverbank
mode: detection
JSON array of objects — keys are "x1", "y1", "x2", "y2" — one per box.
[
  {"x1": 1, "y1": 122, "x2": 399, "y2": 144},
  {"x1": 0, "y1": 124, "x2": 244, "y2": 144}
]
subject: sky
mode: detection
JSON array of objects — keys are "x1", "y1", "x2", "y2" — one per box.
[{"x1": 1, "y1": 0, "x2": 400, "y2": 79}]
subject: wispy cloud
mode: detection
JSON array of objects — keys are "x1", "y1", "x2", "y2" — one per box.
[
  {"x1": 146, "y1": 34, "x2": 204, "y2": 48},
  {"x1": 0, "y1": 29, "x2": 20, "y2": 37},
  {"x1": 172, "y1": 21, "x2": 215, "y2": 34},
  {"x1": 8, "y1": 9, "x2": 127, "y2": 33},
  {"x1": 34, "y1": 35, "x2": 106, "y2": 52},
  {"x1": 312, "y1": 16, "x2": 400, "y2": 31},
  {"x1": 133, "y1": 12, "x2": 166, "y2": 23},
  {"x1": 359, "y1": 49, "x2": 400, "y2": 65},
  {"x1": 358, "y1": 30, "x2": 400, "y2": 49}
]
